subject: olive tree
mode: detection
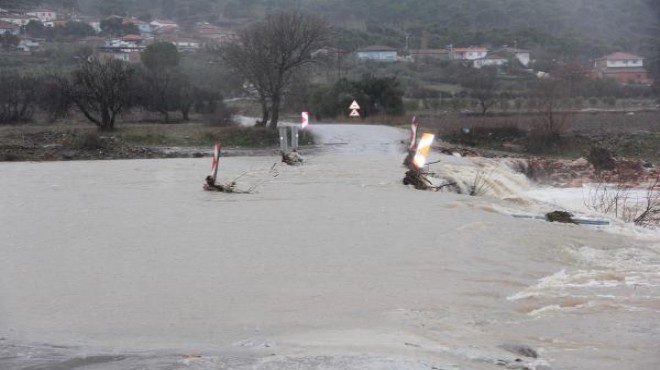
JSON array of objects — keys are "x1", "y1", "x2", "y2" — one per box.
[{"x1": 221, "y1": 10, "x2": 329, "y2": 128}]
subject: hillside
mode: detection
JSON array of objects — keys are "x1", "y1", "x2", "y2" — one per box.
[{"x1": 3, "y1": 0, "x2": 658, "y2": 60}]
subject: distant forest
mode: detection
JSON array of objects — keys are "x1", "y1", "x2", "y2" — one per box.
[{"x1": 4, "y1": 0, "x2": 659, "y2": 60}]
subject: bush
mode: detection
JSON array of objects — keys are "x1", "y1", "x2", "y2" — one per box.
[
  {"x1": 66, "y1": 131, "x2": 106, "y2": 150},
  {"x1": 586, "y1": 145, "x2": 616, "y2": 171},
  {"x1": 203, "y1": 104, "x2": 237, "y2": 127}
]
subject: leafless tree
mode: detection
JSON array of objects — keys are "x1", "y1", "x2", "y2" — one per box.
[
  {"x1": 66, "y1": 58, "x2": 135, "y2": 131},
  {"x1": 0, "y1": 73, "x2": 38, "y2": 124},
  {"x1": 585, "y1": 176, "x2": 660, "y2": 227},
  {"x1": 221, "y1": 10, "x2": 329, "y2": 128},
  {"x1": 459, "y1": 66, "x2": 499, "y2": 116},
  {"x1": 529, "y1": 79, "x2": 569, "y2": 146}
]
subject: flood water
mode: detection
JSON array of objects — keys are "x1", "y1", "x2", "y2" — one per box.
[{"x1": 1, "y1": 125, "x2": 659, "y2": 370}]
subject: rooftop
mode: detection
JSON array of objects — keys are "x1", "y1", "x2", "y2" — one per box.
[
  {"x1": 600, "y1": 52, "x2": 644, "y2": 60},
  {"x1": 358, "y1": 45, "x2": 397, "y2": 52}
]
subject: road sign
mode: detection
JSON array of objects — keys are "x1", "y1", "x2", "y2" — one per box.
[
  {"x1": 349, "y1": 100, "x2": 360, "y2": 110},
  {"x1": 409, "y1": 116, "x2": 418, "y2": 150},
  {"x1": 349, "y1": 109, "x2": 360, "y2": 117},
  {"x1": 301, "y1": 111, "x2": 309, "y2": 129}
]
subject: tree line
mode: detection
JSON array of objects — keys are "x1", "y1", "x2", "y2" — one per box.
[{"x1": 0, "y1": 42, "x2": 225, "y2": 129}]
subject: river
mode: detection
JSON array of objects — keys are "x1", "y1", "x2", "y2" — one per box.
[{"x1": 1, "y1": 124, "x2": 658, "y2": 370}]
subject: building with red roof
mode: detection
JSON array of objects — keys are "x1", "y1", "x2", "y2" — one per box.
[{"x1": 593, "y1": 52, "x2": 652, "y2": 85}]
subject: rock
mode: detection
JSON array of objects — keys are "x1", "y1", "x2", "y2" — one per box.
[{"x1": 62, "y1": 150, "x2": 79, "y2": 160}]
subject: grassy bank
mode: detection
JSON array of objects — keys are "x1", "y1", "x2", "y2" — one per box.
[
  {"x1": 430, "y1": 111, "x2": 660, "y2": 164},
  {"x1": 0, "y1": 122, "x2": 314, "y2": 162}
]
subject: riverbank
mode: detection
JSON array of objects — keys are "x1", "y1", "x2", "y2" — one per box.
[{"x1": 0, "y1": 122, "x2": 313, "y2": 162}]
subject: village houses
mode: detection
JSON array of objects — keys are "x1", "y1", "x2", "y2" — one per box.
[{"x1": 593, "y1": 52, "x2": 652, "y2": 85}]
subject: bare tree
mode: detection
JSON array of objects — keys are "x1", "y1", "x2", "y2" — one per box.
[
  {"x1": 459, "y1": 66, "x2": 499, "y2": 116},
  {"x1": 585, "y1": 176, "x2": 660, "y2": 227},
  {"x1": 66, "y1": 59, "x2": 135, "y2": 131},
  {"x1": 529, "y1": 78, "x2": 569, "y2": 145},
  {"x1": 0, "y1": 73, "x2": 38, "y2": 124},
  {"x1": 221, "y1": 10, "x2": 329, "y2": 128}
]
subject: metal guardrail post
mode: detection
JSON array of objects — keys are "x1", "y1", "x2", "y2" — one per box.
[
  {"x1": 279, "y1": 127, "x2": 289, "y2": 153},
  {"x1": 291, "y1": 126, "x2": 299, "y2": 150}
]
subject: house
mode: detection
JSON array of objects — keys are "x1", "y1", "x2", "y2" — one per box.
[
  {"x1": 17, "y1": 37, "x2": 42, "y2": 52},
  {"x1": 473, "y1": 52, "x2": 508, "y2": 69},
  {"x1": 150, "y1": 19, "x2": 179, "y2": 30},
  {"x1": 120, "y1": 34, "x2": 145, "y2": 46},
  {"x1": 97, "y1": 48, "x2": 141, "y2": 63},
  {"x1": 356, "y1": 45, "x2": 398, "y2": 62},
  {"x1": 0, "y1": 19, "x2": 20, "y2": 35},
  {"x1": 593, "y1": 52, "x2": 652, "y2": 85},
  {"x1": 26, "y1": 9, "x2": 57, "y2": 22},
  {"x1": 408, "y1": 49, "x2": 449, "y2": 63},
  {"x1": 154, "y1": 35, "x2": 200, "y2": 51},
  {"x1": 0, "y1": 13, "x2": 38, "y2": 26},
  {"x1": 450, "y1": 47, "x2": 488, "y2": 60}
]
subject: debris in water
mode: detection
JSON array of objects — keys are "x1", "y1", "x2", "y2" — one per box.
[{"x1": 545, "y1": 211, "x2": 577, "y2": 224}]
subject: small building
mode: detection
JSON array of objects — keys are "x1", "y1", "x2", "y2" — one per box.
[
  {"x1": 593, "y1": 52, "x2": 652, "y2": 85},
  {"x1": 26, "y1": 9, "x2": 57, "y2": 22},
  {"x1": 120, "y1": 34, "x2": 145, "y2": 45},
  {"x1": 450, "y1": 47, "x2": 488, "y2": 60},
  {"x1": 17, "y1": 37, "x2": 42, "y2": 52},
  {"x1": 97, "y1": 47, "x2": 141, "y2": 63},
  {"x1": 473, "y1": 52, "x2": 508, "y2": 69},
  {"x1": 150, "y1": 19, "x2": 179, "y2": 30},
  {"x1": 0, "y1": 14, "x2": 38, "y2": 26},
  {"x1": 0, "y1": 19, "x2": 20, "y2": 35},
  {"x1": 356, "y1": 45, "x2": 398, "y2": 62},
  {"x1": 154, "y1": 35, "x2": 200, "y2": 51}
]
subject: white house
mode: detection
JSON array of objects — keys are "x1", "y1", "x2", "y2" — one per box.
[
  {"x1": 26, "y1": 9, "x2": 57, "y2": 22},
  {"x1": 150, "y1": 19, "x2": 179, "y2": 30},
  {"x1": 473, "y1": 53, "x2": 508, "y2": 69},
  {"x1": 17, "y1": 37, "x2": 41, "y2": 52},
  {"x1": 595, "y1": 52, "x2": 644, "y2": 69},
  {"x1": 356, "y1": 45, "x2": 398, "y2": 62},
  {"x1": 450, "y1": 47, "x2": 488, "y2": 60},
  {"x1": 154, "y1": 35, "x2": 200, "y2": 51},
  {"x1": 0, "y1": 14, "x2": 38, "y2": 26}
]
